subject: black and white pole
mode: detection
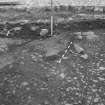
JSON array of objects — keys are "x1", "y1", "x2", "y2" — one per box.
[{"x1": 57, "y1": 41, "x2": 73, "y2": 63}]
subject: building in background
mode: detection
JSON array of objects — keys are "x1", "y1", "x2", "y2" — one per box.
[
  {"x1": 0, "y1": 1, "x2": 21, "y2": 8},
  {"x1": 0, "y1": 0, "x2": 105, "y2": 9},
  {"x1": 0, "y1": 0, "x2": 24, "y2": 9}
]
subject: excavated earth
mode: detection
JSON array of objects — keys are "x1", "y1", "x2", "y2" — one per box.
[{"x1": 0, "y1": 19, "x2": 105, "y2": 105}]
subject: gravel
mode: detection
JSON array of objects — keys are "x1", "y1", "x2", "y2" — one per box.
[{"x1": 0, "y1": 28, "x2": 105, "y2": 105}]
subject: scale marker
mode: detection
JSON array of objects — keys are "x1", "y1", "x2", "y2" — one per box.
[{"x1": 57, "y1": 41, "x2": 72, "y2": 63}]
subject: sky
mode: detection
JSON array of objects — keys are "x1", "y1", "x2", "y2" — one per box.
[
  {"x1": 0, "y1": 0, "x2": 105, "y2": 6},
  {"x1": 22, "y1": 0, "x2": 105, "y2": 6},
  {"x1": 27, "y1": 0, "x2": 105, "y2": 6}
]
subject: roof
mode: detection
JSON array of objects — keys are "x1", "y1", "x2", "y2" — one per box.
[
  {"x1": 0, "y1": 0, "x2": 105, "y2": 7},
  {"x1": 0, "y1": 2, "x2": 20, "y2": 6}
]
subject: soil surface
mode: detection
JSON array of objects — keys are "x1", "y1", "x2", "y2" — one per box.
[{"x1": 0, "y1": 20, "x2": 105, "y2": 105}]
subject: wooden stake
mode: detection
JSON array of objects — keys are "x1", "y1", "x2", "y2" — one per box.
[{"x1": 51, "y1": 0, "x2": 53, "y2": 36}]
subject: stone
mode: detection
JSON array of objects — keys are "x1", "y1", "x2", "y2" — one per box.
[
  {"x1": 40, "y1": 29, "x2": 48, "y2": 36},
  {"x1": 74, "y1": 32, "x2": 82, "y2": 36},
  {"x1": 13, "y1": 27, "x2": 22, "y2": 31},
  {"x1": 74, "y1": 43, "x2": 84, "y2": 53},
  {"x1": 80, "y1": 54, "x2": 88, "y2": 59},
  {"x1": 77, "y1": 34, "x2": 83, "y2": 40},
  {"x1": 21, "y1": 82, "x2": 29, "y2": 86},
  {"x1": 68, "y1": 17, "x2": 73, "y2": 21},
  {"x1": 45, "y1": 48, "x2": 59, "y2": 57},
  {"x1": 93, "y1": 97, "x2": 99, "y2": 103},
  {"x1": 98, "y1": 77, "x2": 105, "y2": 81},
  {"x1": 30, "y1": 26, "x2": 39, "y2": 31},
  {"x1": 83, "y1": 31, "x2": 99, "y2": 40},
  {"x1": 59, "y1": 73, "x2": 65, "y2": 79},
  {"x1": 99, "y1": 67, "x2": 105, "y2": 70},
  {"x1": 57, "y1": 18, "x2": 65, "y2": 23},
  {"x1": 74, "y1": 32, "x2": 83, "y2": 40}
]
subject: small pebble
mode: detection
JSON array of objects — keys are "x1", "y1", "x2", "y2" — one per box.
[
  {"x1": 92, "y1": 88, "x2": 97, "y2": 92},
  {"x1": 98, "y1": 77, "x2": 105, "y2": 81},
  {"x1": 14, "y1": 27, "x2": 22, "y2": 31},
  {"x1": 20, "y1": 61, "x2": 24, "y2": 65},
  {"x1": 26, "y1": 87, "x2": 31, "y2": 91},
  {"x1": 12, "y1": 90, "x2": 16, "y2": 94},
  {"x1": 92, "y1": 79, "x2": 98, "y2": 83},
  {"x1": 99, "y1": 67, "x2": 105, "y2": 70},
  {"x1": 59, "y1": 73, "x2": 65, "y2": 79},
  {"x1": 74, "y1": 77, "x2": 77, "y2": 80},
  {"x1": 21, "y1": 82, "x2": 29, "y2": 86},
  {"x1": 93, "y1": 97, "x2": 99, "y2": 102}
]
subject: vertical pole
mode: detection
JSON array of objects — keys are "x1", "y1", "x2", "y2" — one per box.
[
  {"x1": 51, "y1": 0, "x2": 53, "y2": 36},
  {"x1": 51, "y1": 16, "x2": 53, "y2": 36}
]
